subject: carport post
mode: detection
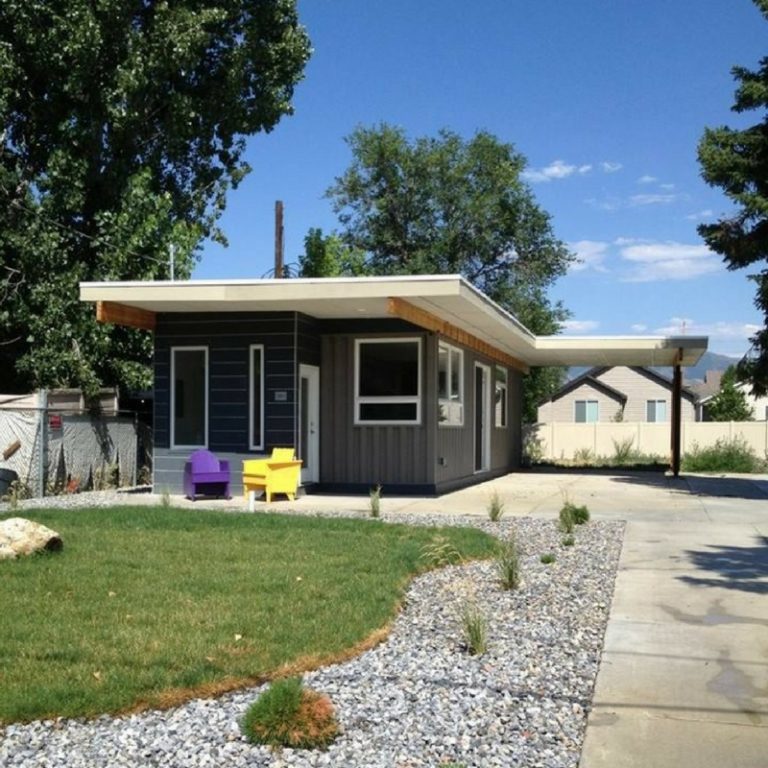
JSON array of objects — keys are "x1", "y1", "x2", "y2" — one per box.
[{"x1": 670, "y1": 355, "x2": 682, "y2": 477}]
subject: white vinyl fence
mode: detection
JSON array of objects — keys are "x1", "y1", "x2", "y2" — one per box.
[{"x1": 524, "y1": 421, "x2": 768, "y2": 462}]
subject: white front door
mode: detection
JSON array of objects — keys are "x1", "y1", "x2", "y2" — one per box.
[{"x1": 298, "y1": 364, "x2": 320, "y2": 484}]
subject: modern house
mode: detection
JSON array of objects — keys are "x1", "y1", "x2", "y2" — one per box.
[
  {"x1": 80, "y1": 275, "x2": 708, "y2": 494},
  {"x1": 537, "y1": 366, "x2": 698, "y2": 424}
]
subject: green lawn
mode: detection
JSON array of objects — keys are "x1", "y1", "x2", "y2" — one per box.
[{"x1": 0, "y1": 506, "x2": 496, "y2": 723}]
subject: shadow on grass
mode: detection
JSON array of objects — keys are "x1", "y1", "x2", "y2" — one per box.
[{"x1": 677, "y1": 535, "x2": 768, "y2": 595}]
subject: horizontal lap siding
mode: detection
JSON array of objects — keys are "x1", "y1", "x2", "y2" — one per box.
[
  {"x1": 321, "y1": 333, "x2": 434, "y2": 489},
  {"x1": 154, "y1": 313, "x2": 298, "y2": 492}
]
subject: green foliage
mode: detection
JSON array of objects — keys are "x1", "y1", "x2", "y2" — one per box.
[
  {"x1": 0, "y1": 1, "x2": 311, "y2": 394},
  {"x1": 369, "y1": 484, "x2": 382, "y2": 518},
  {"x1": 567, "y1": 502, "x2": 590, "y2": 525},
  {"x1": 0, "y1": 506, "x2": 496, "y2": 722},
  {"x1": 458, "y1": 599, "x2": 488, "y2": 656},
  {"x1": 540, "y1": 552, "x2": 556, "y2": 565},
  {"x1": 241, "y1": 677, "x2": 339, "y2": 750},
  {"x1": 495, "y1": 536, "x2": 521, "y2": 590},
  {"x1": 325, "y1": 124, "x2": 574, "y2": 420},
  {"x1": 562, "y1": 535, "x2": 575, "y2": 547},
  {"x1": 558, "y1": 504, "x2": 575, "y2": 534},
  {"x1": 706, "y1": 366, "x2": 754, "y2": 421},
  {"x1": 682, "y1": 437, "x2": 765, "y2": 473},
  {"x1": 612, "y1": 437, "x2": 637, "y2": 465},
  {"x1": 298, "y1": 228, "x2": 368, "y2": 277},
  {"x1": 697, "y1": 2, "x2": 768, "y2": 396},
  {"x1": 420, "y1": 535, "x2": 464, "y2": 568},
  {"x1": 487, "y1": 490, "x2": 505, "y2": 522}
]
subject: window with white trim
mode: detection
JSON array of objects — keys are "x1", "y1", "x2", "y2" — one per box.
[
  {"x1": 646, "y1": 399, "x2": 667, "y2": 422},
  {"x1": 438, "y1": 341, "x2": 463, "y2": 426},
  {"x1": 495, "y1": 366, "x2": 508, "y2": 427},
  {"x1": 355, "y1": 338, "x2": 421, "y2": 424},
  {"x1": 249, "y1": 344, "x2": 264, "y2": 449},
  {"x1": 171, "y1": 347, "x2": 208, "y2": 448},
  {"x1": 574, "y1": 400, "x2": 599, "y2": 423}
]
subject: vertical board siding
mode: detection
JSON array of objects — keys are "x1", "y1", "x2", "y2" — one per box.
[{"x1": 320, "y1": 333, "x2": 434, "y2": 488}]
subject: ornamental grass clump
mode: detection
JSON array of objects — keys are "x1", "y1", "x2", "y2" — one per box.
[
  {"x1": 459, "y1": 599, "x2": 488, "y2": 656},
  {"x1": 369, "y1": 484, "x2": 382, "y2": 518},
  {"x1": 540, "y1": 552, "x2": 556, "y2": 565},
  {"x1": 487, "y1": 490, "x2": 505, "y2": 522},
  {"x1": 558, "y1": 503, "x2": 575, "y2": 534},
  {"x1": 495, "y1": 536, "x2": 521, "y2": 590},
  {"x1": 241, "y1": 677, "x2": 339, "y2": 750},
  {"x1": 562, "y1": 500, "x2": 590, "y2": 525}
]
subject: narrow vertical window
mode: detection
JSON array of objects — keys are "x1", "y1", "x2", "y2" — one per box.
[
  {"x1": 438, "y1": 341, "x2": 463, "y2": 426},
  {"x1": 250, "y1": 345, "x2": 264, "y2": 449},
  {"x1": 495, "y1": 366, "x2": 508, "y2": 427},
  {"x1": 171, "y1": 347, "x2": 208, "y2": 448}
]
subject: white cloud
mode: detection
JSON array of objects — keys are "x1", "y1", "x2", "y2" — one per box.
[
  {"x1": 524, "y1": 159, "x2": 592, "y2": 183},
  {"x1": 629, "y1": 193, "x2": 680, "y2": 206},
  {"x1": 653, "y1": 319, "x2": 760, "y2": 353},
  {"x1": 601, "y1": 161, "x2": 622, "y2": 173},
  {"x1": 630, "y1": 323, "x2": 648, "y2": 332},
  {"x1": 584, "y1": 196, "x2": 622, "y2": 211},
  {"x1": 568, "y1": 240, "x2": 610, "y2": 272},
  {"x1": 685, "y1": 209, "x2": 714, "y2": 221},
  {"x1": 659, "y1": 183, "x2": 676, "y2": 191},
  {"x1": 620, "y1": 241, "x2": 722, "y2": 282},
  {"x1": 562, "y1": 319, "x2": 600, "y2": 333},
  {"x1": 637, "y1": 175, "x2": 657, "y2": 184}
]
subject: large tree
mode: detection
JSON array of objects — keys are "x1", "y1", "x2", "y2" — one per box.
[
  {"x1": 325, "y1": 124, "x2": 574, "y2": 420},
  {"x1": 706, "y1": 366, "x2": 753, "y2": 421},
  {"x1": 0, "y1": 0, "x2": 310, "y2": 395},
  {"x1": 697, "y1": 0, "x2": 768, "y2": 395}
]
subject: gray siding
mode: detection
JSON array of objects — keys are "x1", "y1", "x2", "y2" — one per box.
[{"x1": 320, "y1": 332, "x2": 435, "y2": 491}]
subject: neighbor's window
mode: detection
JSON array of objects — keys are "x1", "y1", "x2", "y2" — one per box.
[
  {"x1": 495, "y1": 366, "x2": 508, "y2": 427},
  {"x1": 646, "y1": 399, "x2": 667, "y2": 422},
  {"x1": 355, "y1": 338, "x2": 421, "y2": 424},
  {"x1": 574, "y1": 400, "x2": 599, "y2": 423},
  {"x1": 172, "y1": 347, "x2": 208, "y2": 447},
  {"x1": 249, "y1": 344, "x2": 264, "y2": 449},
  {"x1": 438, "y1": 341, "x2": 463, "y2": 426}
]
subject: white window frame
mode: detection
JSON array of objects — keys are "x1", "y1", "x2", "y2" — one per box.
[
  {"x1": 170, "y1": 346, "x2": 209, "y2": 449},
  {"x1": 574, "y1": 399, "x2": 599, "y2": 423},
  {"x1": 249, "y1": 344, "x2": 265, "y2": 450},
  {"x1": 647, "y1": 399, "x2": 667, "y2": 423},
  {"x1": 495, "y1": 365, "x2": 508, "y2": 428},
  {"x1": 438, "y1": 341, "x2": 464, "y2": 427},
  {"x1": 354, "y1": 337, "x2": 422, "y2": 425}
]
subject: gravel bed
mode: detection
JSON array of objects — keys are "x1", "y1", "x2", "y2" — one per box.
[{"x1": 0, "y1": 496, "x2": 624, "y2": 768}]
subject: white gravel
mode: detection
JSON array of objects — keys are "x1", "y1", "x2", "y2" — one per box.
[{"x1": 0, "y1": 493, "x2": 624, "y2": 768}]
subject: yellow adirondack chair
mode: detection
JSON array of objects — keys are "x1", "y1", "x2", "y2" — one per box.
[{"x1": 242, "y1": 448, "x2": 302, "y2": 503}]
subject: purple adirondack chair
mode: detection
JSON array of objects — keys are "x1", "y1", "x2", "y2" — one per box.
[{"x1": 183, "y1": 450, "x2": 231, "y2": 501}]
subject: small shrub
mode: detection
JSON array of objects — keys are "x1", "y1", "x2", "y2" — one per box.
[
  {"x1": 4, "y1": 479, "x2": 32, "y2": 508},
  {"x1": 369, "y1": 484, "x2": 382, "y2": 518},
  {"x1": 420, "y1": 535, "x2": 464, "y2": 568},
  {"x1": 563, "y1": 500, "x2": 590, "y2": 525},
  {"x1": 241, "y1": 677, "x2": 339, "y2": 750},
  {"x1": 458, "y1": 599, "x2": 488, "y2": 656},
  {"x1": 682, "y1": 437, "x2": 764, "y2": 473},
  {"x1": 562, "y1": 535, "x2": 575, "y2": 547},
  {"x1": 522, "y1": 430, "x2": 545, "y2": 465},
  {"x1": 160, "y1": 489, "x2": 171, "y2": 508},
  {"x1": 487, "y1": 490, "x2": 505, "y2": 522},
  {"x1": 612, "y1": 436, "x2": 636, "y2": 465},
  {"x1": 558, "y1": 503, "x2": 575, "y2": 534},
  {"x1": 573, "y1": 447, "x2": 595, "y2": 465},
  {"x1": 540, "y1": 552, "x2": 556, "y2": 564},
  {"x1": 496, "y1": 536, "x2": 521, "y2": 590}
]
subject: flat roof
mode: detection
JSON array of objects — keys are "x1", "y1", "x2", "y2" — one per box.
[{"x1": 80, "y1": 275, "x2": 708, "y2": 368}]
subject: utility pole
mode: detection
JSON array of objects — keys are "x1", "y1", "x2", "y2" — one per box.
[{"x1": 274, "y1": 200, "x2": 284, "y2": 278}]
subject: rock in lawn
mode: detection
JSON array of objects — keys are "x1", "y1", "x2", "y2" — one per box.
[{"x1": 0, "y1": 517, "x2": 63, "y2": 560}]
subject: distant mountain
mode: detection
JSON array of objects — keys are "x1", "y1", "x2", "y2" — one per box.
[{"x1": 567, "y1": 351, "x2": 739, "y2": 384}]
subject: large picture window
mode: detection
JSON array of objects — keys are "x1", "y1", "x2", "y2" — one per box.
[
  {"x1": 646, "y1": 399, "x2": 667, "y2": 422},
  {"x1": 438, "y1": 342, "x2": 463, "y2": 426},
  {"x1": 171, "y1": 347, "x2": 208, "y2": 448},
  {"x1": 355, "y1": 338, "x2": 421, "y2": 424},
  {"x1": 574, "y1": 399, "x2": 599, "y2": 423},
  {"x1": 495, "y1": 366, "x2": 508, "y2": 427},
  {"x1": 249, "y1": 344, "x2": 264, "y2": 449}
]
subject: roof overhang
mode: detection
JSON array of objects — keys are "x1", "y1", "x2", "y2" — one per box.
[{"x1": 79, "y1": 275, "x2": 708, "y2": 369}]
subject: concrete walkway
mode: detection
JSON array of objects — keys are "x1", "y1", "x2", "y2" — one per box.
[{"x1": 158, "y1": 469, "x2": 768, "y2": 765}]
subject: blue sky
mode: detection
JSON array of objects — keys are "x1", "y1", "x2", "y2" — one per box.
[{"x1": 195, "y1": 0, "x2": 766, "y2": 357}]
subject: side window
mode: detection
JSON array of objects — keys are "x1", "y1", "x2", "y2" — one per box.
[
  {"x1": 495, "y1": 366, "x2": 508, "y2": 427},
  {"x1": 438, "y1": 342, "x2": 464, "y2": 426},
  {"x1": 575, "y1": 400, "x2": 599, "y2": 423}
]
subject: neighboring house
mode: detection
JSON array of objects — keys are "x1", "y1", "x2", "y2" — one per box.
[
  {"x1": 697, "y1": 380, "x2": 768, "y2": 422},
  {"x1": 537, "y1": 366, "x2": 698, "y2": 423},
  {"x1": 80, "y1": 276, "x2": 707, "y2": 494}
]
